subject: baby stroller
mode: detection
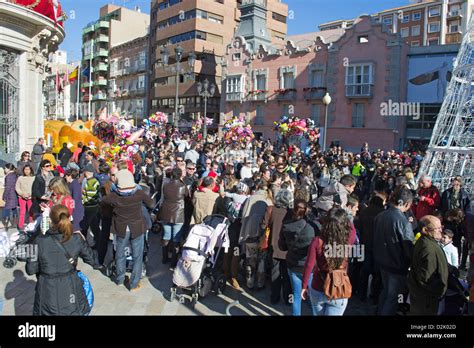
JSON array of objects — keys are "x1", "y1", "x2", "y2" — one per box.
[
  {"x1": 105, "y1": 230, "x2": 150, "y2": 280},
  {"x1": 442, "y1": 266, "x2": 469, "y2": 315},
  {"x1": 170, "y1": 215, "x2": 230, "y2": 308},
  {"x1": 3, "y1": 218, "x2": 41, "y2": 269}
]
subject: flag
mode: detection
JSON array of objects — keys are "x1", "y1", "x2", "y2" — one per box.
[
  {"x1": 68, "y1": 66, "x2": 79, "y2": 82},
  {"x1": 82, "y1": 65, "x2": 91, "y2": 81},
  {"x1": 55, "y1": 71, "x2": 63, "y2": 92}
]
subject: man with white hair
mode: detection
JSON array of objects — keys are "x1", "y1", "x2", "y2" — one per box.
[
  {"x1": 407, "y1": 215, "x2": 448, "y2": 315},
  {"x1": 413, "y1": 174, "x2": 440, "y2": 220}
]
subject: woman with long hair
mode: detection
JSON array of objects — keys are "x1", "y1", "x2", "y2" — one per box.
[
  {"x1": 278, "y1": 199, "x2": 315, "y2": 315},
  {"x1": 301, "y1": 208, "x2": 353, "y2": 316},
  {"x1": 26, "y1": 204, "x2": 95, "y2": 315},
  {"x1": 47, "y1": 177, "x2": 75, "y2": 216},
  {"x1": 15, "y1": 164, "x2": 35, "y2": 229},
  {"x1": 2, "y1": 163, "x2": 19, "y2": 230},
  {"x1": 17, "y1": 151, "x2": 33, "y2": 175}
]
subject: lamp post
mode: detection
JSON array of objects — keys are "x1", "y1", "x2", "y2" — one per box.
[
  {"x1": 160, "y1": 45, "x2": 196, "y2": 127},
  {"x1": 322, "y1": 92, "x2": 332, "y2": 152},
  {"x1": 197, "y1": 78, "x2": 216, "y2": 140}
]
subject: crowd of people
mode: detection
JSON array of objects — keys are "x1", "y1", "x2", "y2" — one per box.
[{"x1": 1, "y1": 132, "x2": 473, "y2": 316}]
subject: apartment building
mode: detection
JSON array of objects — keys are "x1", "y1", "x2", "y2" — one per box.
[
  {"x1": 319, "y1": 0, "x2": 473, "y2": 47},
  {"x1": 109, "y1": 35, "x2": 149, "y2": 123},
  {"x1": 149, "y1": 0, "x2": 288, "y2": 126},
  {"x1": 80, "y1": 5, "x2": 149, "y2": 118}
]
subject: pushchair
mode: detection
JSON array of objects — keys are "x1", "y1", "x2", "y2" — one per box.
[
  {"x1": 2, "y1": 218, "x2": 41, "y2": 269},
  {"x1": 105, "y1": 230, "x2": 150, "y2": 280},
  {"x1": 441, "y1": 266, "x2": 469, "y2": 315},
  {"x1": 170, "y1": 215, "x2": 230, "y2": 308}
]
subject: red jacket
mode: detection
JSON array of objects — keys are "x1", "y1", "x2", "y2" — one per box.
[{"x1": 413, "y1": 186, "x2": 440, "y2": 220}]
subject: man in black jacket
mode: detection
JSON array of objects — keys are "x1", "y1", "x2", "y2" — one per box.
[
  {"x1": 358, "y1": 181, "x2": 387, "y2": 302},
  {"x1": 58, "y1": 143, "x2": 72, "y2": 168},
  {"x1": 440, "y1": 176, "x2": 471, "y2": 215},
  {"x1": 374, "y1": 188, "x2": 414, "y2": 315}
]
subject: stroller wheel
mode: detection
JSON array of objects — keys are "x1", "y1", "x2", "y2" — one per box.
[
  {"x1": 215, "y1": 274, "x2": 227, "y2": 294},
  {"x1": 106, "y1": 261, "x2": 116, "y2": 279},
  {"x1": 191, "y1": 294, "x2": 199, "y2": 308},
  {"x1": 198, "y1": 275, "x2": 212, "y2": 298},
  {"x1": 3, "y1": 257, "x2": 17, "y2": 269},
  {"x1": 169, "y1": 287, "x2": 177, "y2": 302}
]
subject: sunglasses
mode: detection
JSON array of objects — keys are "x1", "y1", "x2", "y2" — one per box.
[
  {"x1": 176, "y1": 159, "x2": 184, "y2": 162},
  {"x1": 44, "y1": 164, "x2": 52, "y2": 168},
  {"x1": 187, "y1": 167, "x2": 196, "y2": 171}
]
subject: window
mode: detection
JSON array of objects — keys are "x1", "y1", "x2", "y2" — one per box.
[
  {"x1": 138, "y1": 75, "x2": 146, "y2": 89},
  {"x1": 429, "y1": 6, "x2": 440, "y2": 17},
  {"x1": 272, "y1": 12, "x2": 287, "y2": 24},
  {"x1": 401, "y1": 14, "x2": 410, "y2": 23},
  {"x1": 411, "y1": 40, "x2": 420, "y2": 47},
  {"x1": 311, "y1": 104, "x2": 320, "y2": 126},
  {"x1": 383, "y1": 17, "x2": 392, "y2": 25},
  {"x1": 412, "y1": 12, "x2": 421, "y2": 21},
  {"x1": 428, "y1": 37, "x2": 439, "y2": 46},
  {"x1": 196, "y1": 9, "x2": 208, "y2": 19},
  {"x1": 352, "y1": 104, "x2": 364, "y2": 127},
  {"x1": 411, "y1": 25, "x2": 420, "y2": 36},
  {"x1": 283, "y1": 104, "x2": 291, "y2": 116},
  {"x1": 226, "y1": 75, "x2": 243, "y2": 101},
  {"x1": 358, "y1": 35, "x2": 369, "y2": 43},
  {"x1": 428, "y1": 22, "x2": 440, "y2": 33},
  {"x1": 208, "y1": 13, "x2": 224, "y2": 24},
  {"x1": 449, "y1": 21, "x2": 460, "y2": 33},
  {"x1": 345, "y1": 64, "x2": 373, "y2": 97},
  {"x1": 400, "y1": 27, "x2": 409, "y2": 38},
  {"x1": 255, "y1": 105, "x2": 264, "y2": 125},
  {"x1": 232, "y1": 53, "x2": 241, "y2": 61},
  {"x1": 282, "y1": 72, "x2": 294, "y2": 89},
  {"x1": 256, "y1": 74, "x2": 266, "y2": 90},
  {"x1": 310, "y1": 69, "x2": 324, "y2": 88}
]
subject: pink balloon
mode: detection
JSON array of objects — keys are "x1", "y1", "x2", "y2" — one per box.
[{"x1": 127, "y1": 128, "x2": 145, "y2": 143}]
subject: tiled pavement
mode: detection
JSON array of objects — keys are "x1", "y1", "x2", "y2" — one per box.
[{"x1": 0, "y1": 229, "x2": 375, "y2": 316}]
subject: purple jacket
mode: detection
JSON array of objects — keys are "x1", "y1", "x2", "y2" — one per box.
[
  {"x1": 68, "y1": 179, "x2": 85, "y2": 231},
  {"x1": 3, "y1": 172, "x2": 18, "y2": 209}
]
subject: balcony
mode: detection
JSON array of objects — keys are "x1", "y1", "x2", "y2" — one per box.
[
  {"x1": 93, "y1": 93, "x2": 107, "y2": 101},
  {"x1": 83, "y1": 24, "x2": 95, "y2": 35},
  {"x1": 95, "y1": 63, "x2": 108, "y2": 72},
  {"x1": 95, "y1": 21, "x2": 110, "y2": 30},
  {"x1": 82, "y1": 82, "x2": 92, "y2": 88},
  {"x1": 275, "y1": 89, "x2": 297, "y2": 101},
  {"x1": 303, "y1": 87, "x2": 327, "y2": 100},
  {"x1": 345, "y1": 84, "x2": 373, "y2": 98},
  {"x1": 447, "y1": 10, "x2": 462, "y2": 19},
  {"x1": 446, "y1": 32, "x2": 462, "y2": 44},
  {"x1": 249, "y1": 90, "x2": 267, "y2": 102},
  {"x1": 226, "y1": 92, "x2": 244, "y2": 102},
  {"x1": 110, "y1": 69, "x2": 122, "y2": 78},
  {"x1": 82, "y1": 54, "x2": 93, "y2": 61},
  {"x1": 94, "y1": 49, "x2": 109, "y2": 58},
  {"x1": 93, "y1": 79, "x2": 108, "y2": 87},
  {"x1": 96, "y1": 35, "x2": 109, "y2": 43}
]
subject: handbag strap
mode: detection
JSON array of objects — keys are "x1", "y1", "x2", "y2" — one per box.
[{"x1": 51, "y1": 235, "x2": 76, "y2": 270}]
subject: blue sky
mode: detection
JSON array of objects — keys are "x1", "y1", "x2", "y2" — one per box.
[{"x1": 59, "y1": 0, "x2": 410, "y2": 62}]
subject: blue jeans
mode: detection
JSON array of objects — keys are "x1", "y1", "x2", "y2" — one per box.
[
  {"x1": 162, "y1": 223, "x2": 184, "y2": 243},
  {"x1": 115, "y1": 229, "x2": 145, "y2": 289},
  {"x1": 2, "y1": 208, "x2": 17, "y2": 219},
  {"x1": 288, "y1": 269, "x2": 313, "y2": 316},
  {"x1": 309, "y1": 287, "x2": 348, "y2": 316},
  {"x1": 378, "y1": 269, "x2": 407, "y2": 316}
]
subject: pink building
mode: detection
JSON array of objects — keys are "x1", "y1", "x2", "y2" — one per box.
[{"x1": 221, "y1": 10, "x2": 409, "y2": 151}]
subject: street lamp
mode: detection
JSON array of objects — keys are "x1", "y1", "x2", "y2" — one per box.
[
  {"x1": 160, "y1": 45, "x2": 196, "y2": 127},
  {"x1": 322, "y1": 92, "x2": 332, "y2": 152},
  {"x1": 197, "y1": 78, "x2": 216, "y2": 140}
]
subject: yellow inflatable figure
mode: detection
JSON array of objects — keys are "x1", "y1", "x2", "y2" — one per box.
[{"x1": 44, "y1": 120, "x2": 102, "y2": 154}]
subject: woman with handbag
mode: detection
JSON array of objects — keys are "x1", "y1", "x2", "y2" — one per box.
[
  {"x1": 25, "y1": 204, "x2": 96, "y2": 315},
  {"x1": 301, "y1": 208, "x2": 355, "y2": 316}
]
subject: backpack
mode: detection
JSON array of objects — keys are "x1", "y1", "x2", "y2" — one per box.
[
  {"x1": 316, "y1": 237, "x2": 352, "y2": 300},
  {"x1": 225, "y1": 197, "x2": 246, "y2": 223}
]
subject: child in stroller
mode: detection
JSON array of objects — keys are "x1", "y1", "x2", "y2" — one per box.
[
  {"x1": 170, "y1": 215, "x2": 230, "y2": 308},
  {"x1": 2, "y1": 217, "x2": 41, "y2": 269}
]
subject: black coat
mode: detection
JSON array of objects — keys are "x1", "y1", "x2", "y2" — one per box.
[
  {"x1": 279, "y1": 217, "x2": 315, "y2": 273},
  {"x1": 374, "y1": 206, "x2": 414, "y2": 275},
  {"x1": 58, "y1": 147, "x2": 73, "y2": 167},
  {"x1": 358, "y1": 195, "x2": 385, "y2": 251},
  {"x1": 440, "y1": 187, "x2": 471, "y2": 214},
  {"x1": 26, "y1": 230, "x2": 95, "y2": 315},
  {"x1": 31, "y1": 173, "x2": 46, "y2": 216}
]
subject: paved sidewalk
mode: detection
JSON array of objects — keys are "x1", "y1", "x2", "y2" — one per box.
[{"x1": 0, "y1": 229, "x2": 374, "y2": 316}]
